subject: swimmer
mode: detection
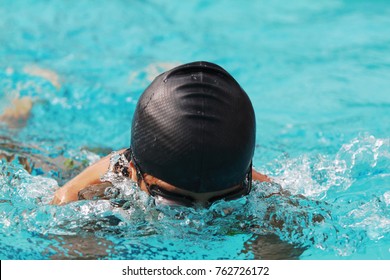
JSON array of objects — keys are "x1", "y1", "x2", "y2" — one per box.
[{"x1": 51, "y1": 61, "x2": 271, "y2": 206}]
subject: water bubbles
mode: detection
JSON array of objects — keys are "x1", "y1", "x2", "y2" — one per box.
[
  {"x1": 1, "y1": 133, "x2": 389, "y2": 259},
  {"x1": 271, "y1": 153, "x2": 351, "y2": 199},
  {"x1": 337, "y1": 134, "x2": 389, "y2": 178},
  {"x1": 262, "y1": 134, "x2": 390, "y2": 257},
  {"x1": 271, "y1": 134, "x2": 389, "y2": 200},
  {"x1": 383, "y1": 192, "x2": 390, "y2": 206},
  {"x1": 104, "y1": 186, "x2": 120, "y2": 198}
]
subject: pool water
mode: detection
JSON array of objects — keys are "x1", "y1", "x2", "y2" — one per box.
[{"x1": 0, "y1": 0, "x2": 389, "y2": 259}]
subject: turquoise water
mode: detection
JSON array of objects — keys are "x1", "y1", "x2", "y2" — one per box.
[{"x1": 0, "y1": 0, "x2": 389, "y2": 259}]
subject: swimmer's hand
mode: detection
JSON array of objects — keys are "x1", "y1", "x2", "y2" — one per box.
[
  {"x1": 51, "y1": 185, "x2": 79, "y2": 205},
  {"x1": 50, "y1": 149, "x2": 127, "y2": 205},
  {"x1": 51, "y1": 182, "x2": 114, "y2": 205}
]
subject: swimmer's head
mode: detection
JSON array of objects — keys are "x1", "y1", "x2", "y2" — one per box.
[{"x1": 130, "y1": 61, "x2": 255, "y2": 194}]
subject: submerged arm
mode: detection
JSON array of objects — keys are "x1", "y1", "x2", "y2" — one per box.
[{"x1": 51, "y1": 149, "x2": 127, "y2": 205}]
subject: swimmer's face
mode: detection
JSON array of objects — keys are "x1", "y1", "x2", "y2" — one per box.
[{"x1": 129, "y1": 162, "x2": 250, "y2": 207}]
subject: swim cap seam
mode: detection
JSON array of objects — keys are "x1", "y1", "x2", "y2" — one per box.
[{"x1": 138, "y1": 90, "x2": 156, "y2": 115}]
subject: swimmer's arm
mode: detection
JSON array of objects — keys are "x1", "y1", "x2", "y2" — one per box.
[
  {"x1": 51, "y1": 149, "x2": 127, "y2": 205},
  {"x1": 252, "y1": 169, "x2": 272, "y2": 183}
]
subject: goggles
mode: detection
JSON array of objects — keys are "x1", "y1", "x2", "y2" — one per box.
[{"x1": 127, "y1": 148, "x2": 252, "y2": 207}]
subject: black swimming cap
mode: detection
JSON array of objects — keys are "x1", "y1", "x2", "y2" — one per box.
[{"x1": 130, "y1": 61, "x2": 255, "y2": 193}]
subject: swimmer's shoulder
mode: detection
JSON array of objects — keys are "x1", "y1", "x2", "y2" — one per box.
[{"x1": 252, "y1": 169, "x2": 272, "y2": 183}]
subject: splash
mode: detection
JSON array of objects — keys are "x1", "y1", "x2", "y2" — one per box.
[
  {"x1": 264, "y1": 135, "x2": 390, "y2": 258},
  {"x1": 0, "y1": 134, "x2": 389, "y2": 259},
  {"x1": 272, "y1": 134, "x2": 389, "y2": 199}
]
